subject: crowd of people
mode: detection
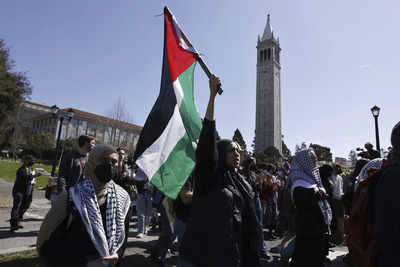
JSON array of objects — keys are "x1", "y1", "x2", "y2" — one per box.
[{"x1": 8, "y1": 75, "x2": 400, "y2": 267}]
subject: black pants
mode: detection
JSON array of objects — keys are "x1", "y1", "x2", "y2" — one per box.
[
  {"x1": 10, "y1": 192, "x2": 32, "y2": 226},
  {"x1": 291, "y1": 234, "x2": 328, "y2": 267}
]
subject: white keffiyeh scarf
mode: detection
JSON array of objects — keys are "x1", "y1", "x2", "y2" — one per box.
[
  {"x1": 69, "y1": 178, "x2": 130, "y2": 257},
  {"x1": 289, "y1": 149, "x2": 333, "y2": 230}
]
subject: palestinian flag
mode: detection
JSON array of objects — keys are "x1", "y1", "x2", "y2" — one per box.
[{"x1": 134, "y1": 7, "x2": 202, "y2": 199}]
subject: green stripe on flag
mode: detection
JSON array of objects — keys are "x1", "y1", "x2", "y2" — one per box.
[
  {"x1": 151, "y1": 133, "x2": 196, "y2": 199},
  {"x1": 177, "y1": 62, "x2": 202, "y2": 150}
]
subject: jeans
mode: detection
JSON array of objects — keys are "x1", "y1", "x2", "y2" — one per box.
[
  {"x1": 255, "y1": 196, "x2": 268, "y2": 253},
  {"x1": 136, "y1": 191, "x2": 152, "y2": 234}
]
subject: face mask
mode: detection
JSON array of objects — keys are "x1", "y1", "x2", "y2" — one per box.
[{"x1": 94, "y1": 163, "x2": 117, "y2": 184}]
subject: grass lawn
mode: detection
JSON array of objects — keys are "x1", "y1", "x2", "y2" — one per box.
[
  {"x1": 0, "y1": 250, "x2": 40, "y2": 267},
  {"x1": 0, "y1": 161, "x2": 53, "y2": 189}
]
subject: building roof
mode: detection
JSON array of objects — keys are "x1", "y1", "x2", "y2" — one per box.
[
  {"x1": 23, "y1": 99, "x2": 51, "y2": 109},
  {"x1": 261, "y1": 14, "x2": 274, "y2": 41},
  {"x1": 65, "y1": 108, "x2": 142, "y2": 132}
]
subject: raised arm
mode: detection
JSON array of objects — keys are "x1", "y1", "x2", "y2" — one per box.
[{"x1": 194, "y1": 75, "x2": 221, "y2": 195}]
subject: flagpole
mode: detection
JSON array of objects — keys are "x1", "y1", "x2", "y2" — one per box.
[{"x1": 164, "y1": 6, "x2": 223, "y2": 95}]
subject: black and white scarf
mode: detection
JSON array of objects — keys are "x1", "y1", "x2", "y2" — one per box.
[
  {"x1": 69, "y1": 178, "x2": 130, "y2": 257},
  {"x1": 289, "y1": 149, "x2": 332, "y2": 231}
]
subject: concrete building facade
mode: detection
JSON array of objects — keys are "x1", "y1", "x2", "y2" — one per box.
[
  {"x1": 255, "y1": 14, "x2": 282, "y2": 153},
  {"x1": 18, "y1": 100, "x2": 142, "y2": 153}
]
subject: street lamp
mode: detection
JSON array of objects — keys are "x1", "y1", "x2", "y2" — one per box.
[
  {"x1": 370, "y1": 105, "x2": 381, "y2": 157},
  {"x1": 50, "y1": 106, "x2": 75, "y2": 177}
]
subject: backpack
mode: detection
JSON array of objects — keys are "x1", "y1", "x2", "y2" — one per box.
[{"x1": 344, "y1": 168, "x2": 381, "y2": 267}]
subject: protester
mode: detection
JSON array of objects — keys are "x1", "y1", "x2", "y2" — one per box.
[
  {"x1": 10, "y1": 155, "x2": 41, "y2": 232},
  {"x1": 149, "y1": 190, "x2": 175, "y2": 267},
  {"x1": 241, "y1": 157, "x2": 271, "y2": 259},
  {"x1": 363, "y1": 142, "x2": 381, "y2": 160},
  {"x1": 374, "y1": 121, "x2": 400, "y2": 267},
  {"x1": 57, "y1": 135, "x2": 95, "y2": 194},
  {"x1": 354, "y1": 158, "x2": 384, "y2": 192},
  {"x1": 135, "y1": 168, "x2": 153, "y2": 238},
  {"x1": 342, "y1": 158, "x2": 369, "y2": 215},
  {"x1": 290, "y1": 149, "x2": 332, "y2": 267},
  {"x1": 37, "y1": 144, "x2": 131, "y2": 267},
  {"x1": 262, "y1": 164, "x2": 279, "y2": 240},
  {"x1": 173, "y1": 178, "x2": 193, "y2": 267},
  {"x1": 113, "y1": 147, "x2": 137, "y2": 217},
  {"x1": 180, "y1": 75, "x2": 263, "y2": 267},
  {"x1": 329, "y1": 164, "x2": 345, "y2": 244}
]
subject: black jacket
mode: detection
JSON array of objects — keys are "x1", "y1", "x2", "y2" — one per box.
[
  {"x1": 180, "y1": 119, "x2": 262, "y2": 267},
  {"x1": 293, "y1": 187, "x2": 329, "y2": 237},
  {"x1": 13, "y1": 166, "x2": 34, "y2": 195},
  {"x1": 57, "y1": 150, "x2": 87, "y2": 194},
  {"x1": 374, "y1": 162, "x2": 400, "y2": 267}
]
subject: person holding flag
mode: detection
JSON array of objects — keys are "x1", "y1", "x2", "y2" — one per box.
[{"x1": 178, "y1": 75, "x2": 263, "y2": 267}]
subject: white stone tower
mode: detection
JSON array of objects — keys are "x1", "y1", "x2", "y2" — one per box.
[{"x1": 255, "y1": 14, "x2": 282, "y2": 153}]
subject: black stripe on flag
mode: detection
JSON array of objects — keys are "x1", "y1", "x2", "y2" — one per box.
[{"x1": 134, "y1": 21, "x2": 177, "y2": 161}]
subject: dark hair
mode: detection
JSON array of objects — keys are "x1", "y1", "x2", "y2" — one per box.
[
  {"x1": 23, "y1": 155, "x2": 35, "y2": 165},
  {"x1": 335, "y1": 164, "x2": 343, "y2": 175},
  {"x1": 265, "y1": 163, "x2": 276, "y2": 173},
  {"x1": 351, "y1": 158, "x2": 370, "y2": 180},
  {"x1": 319, "y1": 164, "x2": 334, "y2": 180},
  {"x1": 391, "y1": 121, "x2": 400, "y2": 154},
  {"x1": 78, "y1": 135, "x2": 94, "y2": 147}
]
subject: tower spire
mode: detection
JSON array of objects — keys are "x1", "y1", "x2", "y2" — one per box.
[{"x1": 262, "y1": 14, "x2": 273, "y2": 41}]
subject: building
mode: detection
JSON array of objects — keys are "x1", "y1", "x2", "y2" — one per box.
[
  {"x1": 255, "y1": 14, "x2": 282, "y2": 153},
  {"x1": 15, "y1": 99, "x2": 52, "y2": 134},
  {"x1": 19, "y1": 100, "x2": 142, "y2": 153}
]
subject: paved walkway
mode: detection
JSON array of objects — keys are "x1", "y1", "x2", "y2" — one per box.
[{"x1": 0, "y1": 178, "x2": 348, "y2": 266}]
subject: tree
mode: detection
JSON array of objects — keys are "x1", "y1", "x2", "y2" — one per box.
[
  {"x1": 105, "y1": 97, "x2": 134, "y2": 146},
  {"x1": 0, "y1": 39, "x2": 32, "y2": 130},
  {"x1": 309, "y1": 143, "x2": 332, "y2": 162},
  {"x1": 23, "y1": 132, "x2": 55, "y2": 160},
  {"x1": 251, "y1": 131, "x2": 256, "y2": 155},
  {"x1": 254, "y1": 146, "x2": 282, "y2": 166},
  {"x1": 232, "y1": 129, "x2": 247, "y2": 152},
  {"x1": 282, "y1": 140, "x2": 291, "y2": 159}
]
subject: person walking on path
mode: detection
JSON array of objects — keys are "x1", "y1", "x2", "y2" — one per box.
[{"x1": 10, "y1": 155, "x2": 41, "y2": 232}]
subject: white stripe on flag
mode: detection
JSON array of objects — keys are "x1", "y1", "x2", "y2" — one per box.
[{"x1": 136, "y1": 79, "x2": 185, "y2": 180}]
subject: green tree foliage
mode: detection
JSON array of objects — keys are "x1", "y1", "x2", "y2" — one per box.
[
  {"x1": 309, "y1": 143, "x2": 333, "y2": 162},
  {"x1": 254, "y1": 146, "x2": 282, "y2": 166},
  {"x1": 23, "y1": 132, "x2": 55, "y2": 160},
  {"x1": 0, "y1": 39, "x2": 32, "y2": 130},
  {"x1": 232, "y1": 128, "x2": 247, "y2": 152},
  {"x1": 282, "y1": 140, "x2": 291, "y2": 159}
]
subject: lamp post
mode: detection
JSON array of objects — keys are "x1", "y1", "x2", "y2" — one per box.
[
  {"x1": 371, "y1": 105, "x2": 381, "y2": 157},
  {"x1": 50, "y1": 105, "x2": 75, "y2": 177}
]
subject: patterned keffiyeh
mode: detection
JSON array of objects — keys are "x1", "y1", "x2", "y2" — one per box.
[
  {"x1": 289, "y1": 149, "x2": 332, "y2": 230},
  {"x1": 354, "y1": 158, "x2": 384, "y2": 192},
  {"x1": 69, "y1": 178, "x2": 130, "y2": 257}
]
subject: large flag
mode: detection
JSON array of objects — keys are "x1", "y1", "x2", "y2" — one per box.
[{"x1": 134, "y1": 7, "x2": 202, "y2": 199}]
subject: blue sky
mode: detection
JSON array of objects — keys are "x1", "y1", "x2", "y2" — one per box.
[{"x1": 1, "y1": 0, "x2": 399, "y2": 159}]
